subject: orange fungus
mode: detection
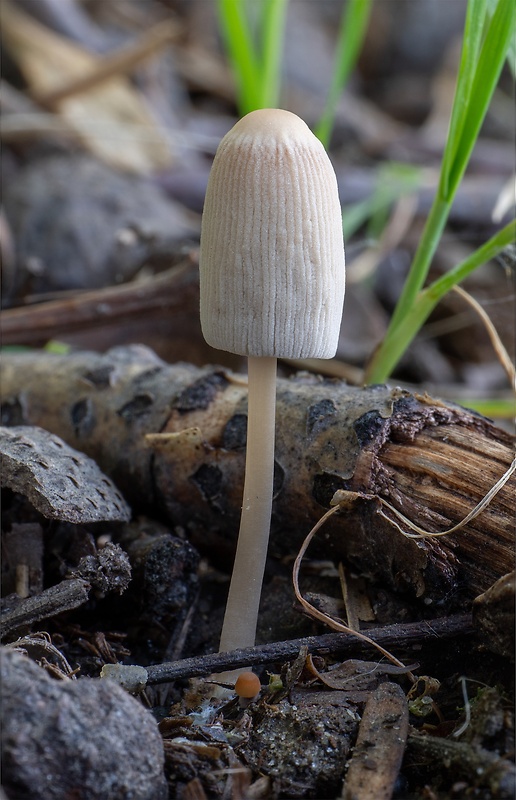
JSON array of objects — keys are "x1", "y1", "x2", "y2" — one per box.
[{"x1": 234, "y1": 671, "x2": 261, "y2": 699}]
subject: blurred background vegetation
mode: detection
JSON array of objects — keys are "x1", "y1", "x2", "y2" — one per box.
[{"x1": 1, "y1": 0, "x2": 514, "y2": 420}]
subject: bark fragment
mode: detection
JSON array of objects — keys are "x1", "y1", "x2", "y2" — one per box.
[
  {"x1": 341, "y1": 681, "x2": 409, "y2": 800},
  {"x1": 1, "y1": 425, "x2": 130, "y2": 523}
]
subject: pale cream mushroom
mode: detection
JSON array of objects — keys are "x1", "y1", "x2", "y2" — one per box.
[{"x1": 199, "y1": 108, "x2": 345, "y2": 653}]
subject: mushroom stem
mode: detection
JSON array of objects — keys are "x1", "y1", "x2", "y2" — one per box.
[{"x1": 218, "y1": 355, "x2": 277, "y2": 652}]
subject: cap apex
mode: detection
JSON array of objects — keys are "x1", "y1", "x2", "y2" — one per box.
[{"x1": 229, "y1": 108, "x2": 312, "y2": 140}]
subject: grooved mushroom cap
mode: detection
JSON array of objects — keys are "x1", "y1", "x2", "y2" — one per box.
[{"x1": 199, "y1": 108, "x2": 345, "y2": 358}]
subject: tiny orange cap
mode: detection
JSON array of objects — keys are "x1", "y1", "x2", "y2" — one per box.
[{"x1": 234, "y1": 671, "x2": 261, "y2": 699}]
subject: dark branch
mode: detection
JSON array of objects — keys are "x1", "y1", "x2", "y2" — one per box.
[{"x1": 145, "y1": 613, "x2": 474, "y2": 684}]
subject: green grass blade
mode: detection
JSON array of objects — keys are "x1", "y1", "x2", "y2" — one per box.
[
  {"x1": 259, "y1": 0, "x2": 289, "y2": 108},
  {"x1": 216, "y1": 0, "x2": 261, "y2": 114},
  {"x1": 442, "y1": 0, "x2": 516, "y2": 199},
  {"x1": 487, "y1": 0, "x2": 516, "y2": 77},
  {"x1": 315, "y1": 0, "x2": 374, "y2": 147},
  {"x1": 440, "y1": 0, "x2": 487, "y2": 198},
  {"x1": 455, "y1": 397, "x2": 516, "y2": 419},
  {"x1": 386, "y1": 195, "x2": 450, "y2": 331},
  {"x1": 424, "y1": 220, "x2": 516, "y2": 304},
  {"x1": 371, "y1": 0, "x2": 514, "y2": 374},
  {"x1": 365, "y1": 220, "x2": 515, "y2": 384}
]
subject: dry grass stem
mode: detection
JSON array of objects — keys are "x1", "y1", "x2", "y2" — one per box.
[
  {"x1": 35, "y1": 20, "x2": 181, "y2": 107},
  {"x1": 292, "y1": 504, "x2": 412, "y2": 675},
  {"x1": 452, "y1": 284, "x2": 515, "y2": 390},
  {"x1": 375, "y1": 456, "x2": 516, "y2": 539}
]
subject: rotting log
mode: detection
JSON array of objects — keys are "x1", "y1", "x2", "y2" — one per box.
[{"x1": 1, "y1": 345, "x2": 514, "y2": 603}]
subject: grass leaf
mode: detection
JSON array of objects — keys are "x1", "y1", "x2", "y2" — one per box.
[
  {"x1": 366, "y1": 0, "x2": 514, "y2": 383},
  {"x1": 259, "y1": 0, "x2": 289, "y2": 108},
  {"x1": 315, "y1": 0, "x2": 374, "y2": 147},
  {"x1": 216, "y1": 0, "x2": 261, "y2": 114},
  {"x1": 365, "y1": 221, "x2": 515, "y2": 383}
]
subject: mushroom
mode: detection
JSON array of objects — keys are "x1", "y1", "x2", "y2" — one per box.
[
  {"x1": 199, "y1": 108, "x2": 345, "y2": 654},
  {"x1": 234, "y1": 671, "x2": 261, "y2": 706}
]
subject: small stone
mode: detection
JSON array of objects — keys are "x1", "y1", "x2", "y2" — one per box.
[
  {"x1": 1, "y1": 648, "x2": 167, "y2": 799},
  {"x1": 100, "y1": 663, "x2": 148, "y2": 695}
]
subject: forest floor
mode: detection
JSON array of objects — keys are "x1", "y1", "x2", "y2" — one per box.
[{"x1": 1, "y1": 2, "x2": 515, "y2": 799}]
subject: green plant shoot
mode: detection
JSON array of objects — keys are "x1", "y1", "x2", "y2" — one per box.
[{"x1": 365, "y1": 0, "x2": 516, "y2": 384}]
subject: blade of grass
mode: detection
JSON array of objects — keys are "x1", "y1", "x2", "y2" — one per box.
[
  {"x1": 315, "y1": 0, "x2": 374, "y2": 147},
  {"x1": 216, "y1": 0, "x2": 261, "y2": 114},
  {"x1": 443, "y1": 0, "x2": 516, "y2": 198},
  {"x1": 342, "y1": 162, "x2": 421, "y2": 239},
  {"x1": 259, "y1": 0, "x2": 289, "y2": 108},
  {"x1": 427, "y1": 222, "x2": 515, "y2": 302},
  {"x1": 390, "y1": 0, "x2": 513, "y2": 330},
  {"x1": 364, "y1": 220, "x2": 515, "y2": 383},
  {"x1": 440, "y1": 0, "x2": 487, "y2": 199},
  {"x1": 366, "y1": 0, "x2": 515, "y2": 382},
  {"x1": 455, "y1": 397, "x2": 516, "y2": 419},
  {"x1": 487, "y1": 0, "x2": 516, "y2": 79}
]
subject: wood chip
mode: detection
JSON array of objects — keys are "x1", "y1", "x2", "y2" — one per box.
[{"x1": 342, "y1": 681, "x2": 409, "y2": 800}]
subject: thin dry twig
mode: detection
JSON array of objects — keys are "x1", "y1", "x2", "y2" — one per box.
[
  {"x1": 292, "y1": 504, "x2": 412, "y2": 674},
  {"x1": 452, "y1": 284, "x2": 516, "y2": 390},
  {"x1": 34, "y1": 19, "x2": 181, "y2": 108},
  {"x1": 143, "y1": 614, "x2": 473, "y2": 685},
  {"x1": 0, "y1": 578, "x2": 91, "y2": 637}
]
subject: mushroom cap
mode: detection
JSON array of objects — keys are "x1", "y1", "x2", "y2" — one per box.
[
  {"x1": 199, "y1": 108, "x2": 345, "y2": 358},
  {"x1": 234, "y1": 671, "x2": 261, "y2": 698}
]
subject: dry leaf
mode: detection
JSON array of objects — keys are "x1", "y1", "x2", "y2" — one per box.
[{"x1": 2, "y1": 1, "x2": 173, "y2": 174}]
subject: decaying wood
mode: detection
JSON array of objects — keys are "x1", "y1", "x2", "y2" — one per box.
[
  {"x1": 342, "y1": 682, "x2": 409, "y2": 800},
  {"x1": 472, "y1": 571, "x2": 515, "y2": 660},
  {"x1": 0, "y1": 258, "x2": 200, "y2": 350},
  {"x1": 0, "y1": 578, "x2": 91, "y2": 637},
  {"x1": 1, "y1": 346, "x2": 514, "y2": 603},
  {"x1": 405, "y1": 731, "x2": 516, "y2": 797}
]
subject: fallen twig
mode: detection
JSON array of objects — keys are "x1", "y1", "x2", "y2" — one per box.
[
  {"x1": 0, "y1": 578, "x2": 91, "y2": 638},
  {"x1": 144, "y1": 613, "x2": 474, "y2": 685},
  {"x1": 2, "y1": 347, "x2": 514, "y2": 601}
]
